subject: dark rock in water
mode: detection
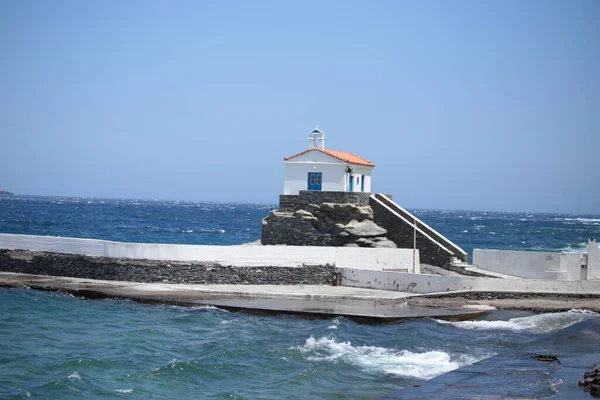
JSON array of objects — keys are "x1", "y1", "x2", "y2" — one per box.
[
  {"x1": 0, "y1": 188, "x2": 13, "y2": 196},
  {"x1": 532, "y1": 354, "x2": 561, "y2": 364},
  {"x1": 579, "y1": 365, "x2": 600, "y2": 393},
  {"x1": 585, "y1": 368, "x2": 600, "y2": 378}
]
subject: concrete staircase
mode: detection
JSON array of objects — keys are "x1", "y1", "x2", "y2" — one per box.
[{"x1": 369, "y1": 193, "x2": 468, "y2": 267}]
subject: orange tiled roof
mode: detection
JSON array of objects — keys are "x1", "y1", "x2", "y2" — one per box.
[{"x1": 284, "y1": 148, "x2": 375, "y2": 167}]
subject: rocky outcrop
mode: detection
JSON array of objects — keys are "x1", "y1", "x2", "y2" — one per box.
[
  {"x1": 0, "y1": 188, "x2": 13, "y2": 196},
  {"x1": 261, "y1": 202, "x2": 396, "y2": 248},
  {"x1": 578, "y1": 364, "x2": 600, "y2": 395}
]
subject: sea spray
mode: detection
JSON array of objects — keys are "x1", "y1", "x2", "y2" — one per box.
[
  {"x1": 435, "y1": 309, "x2": 598, "y2": 333},
  {"x1": 292, "y1": 336, "x2": 490, "y2": 379}
]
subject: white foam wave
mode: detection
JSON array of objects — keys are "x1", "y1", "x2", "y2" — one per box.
[
  {"x1": 562, "y1": 218, "x2": 600, "y2": 223},
  {"x1": 436, "y1": 309, "x2": 597, "y2": 333},
  {"x1": 166, "y1": 305, "x2": 229, "y2": 313},
  {"x1": 68, "y1": 372, "x2": 81, "y2": 380},
  {"x1": 113, "y1": 389, "x2": 132, "y2": 393},
  {"x1": 189, "y1": 305, "x2": 229, "y2": 312},
  {"x1": 560, "y1": 242, "x2": 587, "y2": 254},
  {"x1": 195, "y1": 228, "x2": 226, "y2": 233},
  {"x1": 292, "y1": 337, "x2": 484, "y2": 379},
  {"x1": 327, "y1": 317, "x2": 342, "y2": 330}
]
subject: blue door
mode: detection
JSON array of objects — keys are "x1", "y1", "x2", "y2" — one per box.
[
  {"x1": 349, "y1": 174, "x2": 354, "y2": 192},
  {"x1": 307, "y1": 172, "x2": 322, "y2": 191},
  {"x1": 361, "y1": 175, "x2": 365, "y2": 192}
]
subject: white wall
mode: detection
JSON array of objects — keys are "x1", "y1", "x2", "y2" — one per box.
[
  {"x1": 335, "y1": 247, "x2": 419, "y2": 273},
  {"x1": 589, "y1": 240, "x2": 600, "y2": 280},
  {"x1": 284, "y1": 162, "x2": 347, "y2": 195},
  {"x1": 283, "y1": 161, "x2": 372, "y2": 195},
  {"x1": 348, "y1": 165, "x2": 373, "y2": 193},
  {"x1": 0, "y1": 233, "x2": 106, "y2": 256},
  {"x1": 0, "y1": 233, "x2": 419, "y2": 272},
  {"x1": 340, "y1": 268, "x2": 600, "y2": 294},
  {"x1": 283, "y1": 152, "x2": 373, "y2": 195},
  {"x1": 473, "y1": 249, "x2": 585, "y2": 281}
]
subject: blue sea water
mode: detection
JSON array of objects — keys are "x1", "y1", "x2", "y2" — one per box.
[
  {"x1": 1, "y1": 195, "x2": 599, "y2": 399},
  {"x1": 1, "y1": 195, "x2": 598, "y2": 255}
]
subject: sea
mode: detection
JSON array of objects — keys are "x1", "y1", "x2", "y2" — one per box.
[{"x1": 1, "y1": 195, "x2": 599, "y2": 399}]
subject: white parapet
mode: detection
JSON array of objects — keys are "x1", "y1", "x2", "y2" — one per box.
[
  {"x1": 335, "y1": 247, "x2": 420, "y2": 273},
  {"x1": 588, "y1": 240, "x2": 600, "y2": 280},
  {"x1": 339, "y1": 268, "x2": 600, "y2": 294},
  {"x1": 472, "y1": 248, "x2": 586, "y2": 281},
  {"x1": 0, "y1": 233, "x2": 105, "y2": 256},
  {"x1": 0, "y1": 233, "x2": 419, "y2": 272}
]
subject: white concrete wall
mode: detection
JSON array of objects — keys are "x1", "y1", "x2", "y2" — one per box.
[
  {"x1": 340, "y1": 268, "x2": 600, "y2": 294},
  {"x1": 0, "y1": 233, "x2": 418, "y2": 272},
  {"x1": 104, "y1": 242, "x2": 339, "y2": 267},
  {"x1": 335, "y1": 247, "x2": 419, "y2": 273},
  {"x1": 561, "y1": 254, "x2": 585, "y2": 281},
  {"x1": 0, "y1": 233, "x2": 106, "y2": 256},
  {"x1": 473, "y1": 249, "x2": 585, "y2": 281},
  {"x1": 589, "y1": 240, "x2": 600, "y2": 280}
]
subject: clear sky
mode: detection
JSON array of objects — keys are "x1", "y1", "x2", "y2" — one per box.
[{"x1": 1, "y1": 0, "x2": 598, "y2": 214}]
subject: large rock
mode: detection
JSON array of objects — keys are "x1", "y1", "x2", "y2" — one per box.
[
  {"x1": 261, "y1": 203, "x2": 394, "y2": 248},
  {"x1": 294, "y1": 209, "x2": 318, "y2": 222},
  {"x1": 342, "y1": 219, "x2": 387, "y2": 237},
  {"x1": 355, "y1": 237, "x2": 397, "y2": 248},
  {"x1": 261, "y1": 211, "x2": 323, "y2": 246}
]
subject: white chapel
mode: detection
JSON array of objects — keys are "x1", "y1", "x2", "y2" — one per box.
[{"x1": 283, "y1": 126, "x2": 375, "y2": 195}]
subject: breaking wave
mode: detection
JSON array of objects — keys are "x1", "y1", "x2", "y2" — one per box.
[
  {"x1": 292, "y1": 336, "x2": 487, "y2": 379},
  {"x1": 558, "y1": 242, "x2": 588, "y2": 253},
  {"x1": 436, "y1": 310, "x2": 598, "y2": 333},
  {"x1": 562, "y1": 217, "x2": 600, "y2": 223}
]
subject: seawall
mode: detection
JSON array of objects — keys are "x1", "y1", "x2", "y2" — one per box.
[
  {"x1": 0, "y1": 249, "x2": 334, "y2": 285},
  {"x1": 0, "y1": 233, "x2": 420, "y2": 284}
]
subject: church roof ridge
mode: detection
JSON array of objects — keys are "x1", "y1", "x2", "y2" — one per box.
[{"x1": 284, "y1": 148, "x2": 375, "y2": 167}]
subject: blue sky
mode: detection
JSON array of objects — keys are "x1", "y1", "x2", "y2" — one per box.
[{"x1": 1, "y1": 0, "x2": 598, "y2": 213}]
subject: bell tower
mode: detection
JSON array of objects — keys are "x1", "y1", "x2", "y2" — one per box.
[{"x1": 308, "y1": 125, "x2": 325, "y2": 150}]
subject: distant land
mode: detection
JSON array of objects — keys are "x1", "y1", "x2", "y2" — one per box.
[{"x1": 0, "y1": 188, "x2": 14, "y2": 196}]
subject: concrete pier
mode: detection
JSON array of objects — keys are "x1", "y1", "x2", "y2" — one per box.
[
  {"x1": 2, "y1": 233, "x2": 599, "y2": 321},
  {"x1": 0, "y1": 273, "x2": 486, "y2": 323}
]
